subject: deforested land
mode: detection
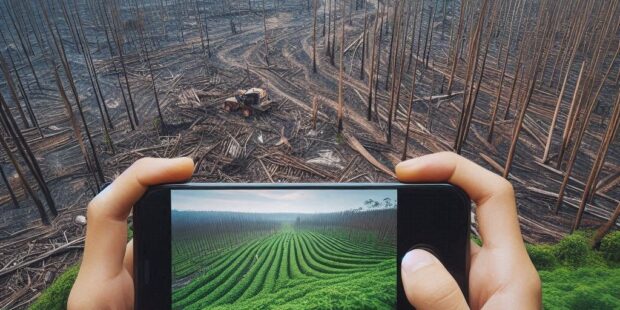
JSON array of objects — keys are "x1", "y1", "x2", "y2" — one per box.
[{"x1": 0, "y1": 0, "x2": 619, "y2": 308}]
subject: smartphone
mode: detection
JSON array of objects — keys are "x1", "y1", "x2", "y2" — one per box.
[{"x1": 133, "y1": 183, "x2": 470, "y2": 310}]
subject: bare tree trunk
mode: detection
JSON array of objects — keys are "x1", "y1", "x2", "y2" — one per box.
[
  {"x1": 0, "y1": 74, "x2": 56, "y2": 216},
  {"x1": 446, "y1": 0, "x2": 465, "y2": 95},
  {"x1": 402, "y1": 55, "x2": 419, "y2": 160},
  {"x1": 542, "y1": 62, "x2": 585, "y2": 163},
  {"x1": 360, "y1": 1, "x2": 368, "y2": 80},
  {"x1": 313, "y1": 0, "x2": 318, "y2": 73},
  {"x1": 366, "y1": 0, "x2": 380, "y2": 120},
  {"x1": 0, "y1": 55, "x2": 30, "y2": 129},
  {"x1": 592, "y1": 202, "x2": 620, "y2": 248},
  {"x1": 337, "y1": 0, "x2": 345, "y2": 133},
  {"x1": 42, "y1": 5, "x2": 103, "y2": 190},
  {"x1": 326, "y1": 0, "x2": 332, "y2": 56},
  {"x1": 262, "y1": 0, "x2": 270, "y2": 65},
  {"x1": 572, "y1": 93, "x2": 620, "y2": 232},
  {"x1": 386, "y1": 1, "x2": 404, "y2": 144},
  {"x1": 422, "y1": 6, "x2": 433, "y2": 69},
  {"x1": 109, "y1": 7, "x2": 140, "y2": 127},
  {"x1": 0, "y1": 129, "x2": 49, "y2": 225},
  {"x1": 4, "y1": 3, "x2": 42, "y2": 89},
  {"x1": 487, "y1": 41, "x2": 509, "y2": 142},
  {"x1": 331, "y1": 0, "x2": 337, "y2": 66},
  {"x1": 323, "y1": 0, "x2": 327, "y2": 37},
  {"x1": 0, "y1": 163, "x2": 20, "y2": 208},
  {"x1": 503, "y1": 69, "x2": 540, "y2": 178},
  {"x1": 384, "y1": 0, "x2": 400, "y2": 91}
]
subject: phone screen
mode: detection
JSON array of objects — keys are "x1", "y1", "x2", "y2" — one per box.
[{"x1": 170, "y1": 189, "x2": 397, "y2": 309}]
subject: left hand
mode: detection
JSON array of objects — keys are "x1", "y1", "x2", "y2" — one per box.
[{"x1": 68, "y1": 157, "x2": 194, "y2": 309}]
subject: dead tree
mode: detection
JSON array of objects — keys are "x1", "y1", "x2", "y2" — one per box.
[
  {"x1": 454, "y1": 0, "x2": 488, "y2": 153},
  {"x1": 313, "y1": 0, "x2": 318, "y2": 73},
  {"x1": 337, "y1": 0, "x2": 345, "y2": 133},
  {"x1": 446, "y1": 0, "x2": 466, "y2": 95},
  {"x1": 331, "y1": 0, "x2": 337, "y2": 66},
  {"x1": 366, "y1": 0, "x2": 381, "y2": 121},
  {"x1": 42, "y1": 4, "x2": 104, "y2": 189},
  {"x1": 262, "y1": 0, "x2": 270, "y2": 65},
  {"x1": 384, "y1": 0, "x2": 401, "y2": 92},
  {"x1": 70, "y1": 1, "x2": 116, "y2": 153},
  {"x1": 0, "y1": 76, "x2": 56, "y2": 217},
  {"x1": 0, "y1": 129, "x2": 49, "y2": 225},
  {"x1": 403, "y1": 55, "x2": 420, "y2": 160},
  {"x1": 405, "y1": 0, "x2": 420, "y2": 72},
  {"x1": 554, "y1": 12, "x2": 618, "y2": 214},
  {"x1": 323, "y1": 0, "x2": 327, "y2": 36},
  {"x1": 109, "y1": 7, "x2": 140, "y2": 127},
  {"x1": 386, "y1": 0, "x2": 404, "y2": 144},
  {"x1": 572, "y1": 93, "x2": 620, "y2": 233},
  {"x1": 326, "y1": 0, "x2": 332, "y2": 56},
  {"x1": 421, "y1": 6, "x2": 433, "y2": 69},
  {"x1": 0, "y1": 27, "x2": 38, "y2": 132},
  {"x1": 592, "y1": 202, "x2": 620, "y2": 248},
  {"x1": 393, "y1": 1, "x2": 413, "y2": 123},
  {"x1": 487, "y1": 41, "x2": 509, "y2": 142},
  {"x1": 542, "y1": 62, "x2": 585, "y2": 163},
  {"x1": 0, "y1": 55, "x2": 31, "y2": 130},
  {"x1": 3, "y1": 3, "x2": 41, "y2": 89},
  {"x1": 0, "y1": 163, "x2": 20, "y2": 208},
  {"x1": 360, "y1": 1, "x2": 368, "y2": 80},
  {"x1": 503, "y1": 69, "x2": 540, "y2": 178},
  {"x1": 135, "y1": 14, "x2": 165, "y2": 127},
  {"x1": 98, "y1": 1, "x2": 134, "y2": 130}
]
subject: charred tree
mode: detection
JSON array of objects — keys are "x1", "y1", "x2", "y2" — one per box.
[
  {"x1": 313, "y1": 0, "x2": 318, "y2": 73},
  {"x1": 262, "y1": 0, "x2": 270, "y2": 66},
  {"x1": 0, "y1": 163, "x2": 20, "y2": 208},
  {"x1": 337, "y1": 0, "x2": 345, "y2": 133}
]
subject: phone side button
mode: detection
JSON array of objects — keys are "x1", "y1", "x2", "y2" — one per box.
[{"x1": 144, "y1": 260, "x2": 150, "y2": 284}]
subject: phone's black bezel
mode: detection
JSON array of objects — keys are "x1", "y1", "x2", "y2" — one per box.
[{"x1": 134, "y1": 183, "x2": 470, "y2": 310}]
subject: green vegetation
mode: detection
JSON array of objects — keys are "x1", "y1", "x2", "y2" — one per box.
[
  {"x1": 553, "y1": 232, "x2": 591, "y2": 267},
  {"x1": 29, "y1": 265, "x2": 79, "y2": 310},
  {"x1": 600, "y1": 231, "x2": 620, "y2": 263},
  {"x1": 171, "y1": 209, "x2": 397, "y2": 309},
  {"x1": 527, "y1": 232, "x2": 620, "y2": 309}
]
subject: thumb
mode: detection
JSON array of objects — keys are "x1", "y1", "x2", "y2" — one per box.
[{"x1": 401, "y1": 249, "x2": 469, "y2": 310}]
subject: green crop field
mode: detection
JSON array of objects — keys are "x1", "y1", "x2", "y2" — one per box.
[{"x1": 171, "y1": 208, "x2": 397, "y2": 310}]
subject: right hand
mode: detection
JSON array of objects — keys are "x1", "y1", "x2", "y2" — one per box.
[{"x1": 396, "y1": 152, "x2": 541, "y2": 310}]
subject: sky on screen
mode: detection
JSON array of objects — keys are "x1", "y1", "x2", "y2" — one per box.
[{"x1": 171, "y1": 189, "x2": 396, "y2": 213}]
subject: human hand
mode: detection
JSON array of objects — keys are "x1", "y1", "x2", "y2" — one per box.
[
  {"x1": 396, "y1": 152, "x2": 541, "y2": 310},
  {"x1": 68, "y1": 157, "x2": 194, "y2": 310}
]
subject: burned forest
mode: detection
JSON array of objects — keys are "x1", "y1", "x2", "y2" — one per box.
[{"x1": 0, "y1": 0, "x2": 619, "y2": 308}]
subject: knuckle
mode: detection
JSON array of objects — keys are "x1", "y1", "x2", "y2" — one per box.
[
  {"x1": 498, "y1": 178, "x2": 515, "y2": 196},
  {"x1": 86, "y1": 198, "x2": 103, "y2": 221},
  {"x1": 133, "y1": 157, "x2": 153, "y2": 169}
]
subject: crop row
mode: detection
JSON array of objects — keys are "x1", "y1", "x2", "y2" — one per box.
[{"x1": 173, "y1": 229, "x2": 396, "y2": 309}]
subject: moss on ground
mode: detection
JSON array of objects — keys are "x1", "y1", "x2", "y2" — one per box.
[{"x1": 29, "y1": 265, "x2": 79, "y2": 310}]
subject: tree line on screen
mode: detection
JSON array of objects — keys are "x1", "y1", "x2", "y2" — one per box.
[{"x1": 172, "y1": 197, "x2": 395, "y2": 276}]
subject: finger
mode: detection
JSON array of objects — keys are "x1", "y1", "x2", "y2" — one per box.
[
  {"x1": 396, "y1": 152, "x2": 521, "y2": 249},
  {"x1": 401, "y1": 249, "x2": 468, "y2": 310},
  {"x1": 124, "y1": 240, "x2": 134, "y2": 278},
  {"x1": 81, "y1": 157, "x2": 194, "y2": 278}
]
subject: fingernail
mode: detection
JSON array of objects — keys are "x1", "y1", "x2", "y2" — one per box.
[
  {"x1": 402, "y1": 249, "x2": 436, "y2": 274},
  {"x1": 397, "y1": 155, "x2": 431, "y2": 169}
]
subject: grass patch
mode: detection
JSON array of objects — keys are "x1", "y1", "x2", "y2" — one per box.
[{"x1": 527, "y1": 230, "x2": 620, "y2": 309}]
